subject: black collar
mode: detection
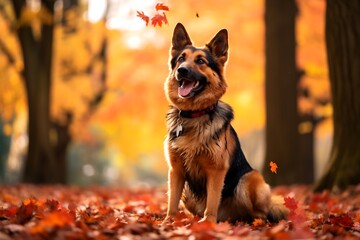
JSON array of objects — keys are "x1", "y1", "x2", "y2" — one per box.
[{"x1": 179, "y1": 102, "x2": 218, "y2": 118}]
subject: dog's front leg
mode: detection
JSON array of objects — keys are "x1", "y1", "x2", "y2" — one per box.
[
  {"x1": 166, "y1": 167, "x2": 185, "y2": 217},
  {"x1": 163, "y1": 164, "x2": 185, "y2": 224},
  {"x1": 201, "y1": 168, "x2": 227, "y2": 223}
]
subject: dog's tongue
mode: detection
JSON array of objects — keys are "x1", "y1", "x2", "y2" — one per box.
[{"x1": 178, "y1": 80, "x2": 194, "y2": 97}]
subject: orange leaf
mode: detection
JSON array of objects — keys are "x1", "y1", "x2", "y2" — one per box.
[
  {"x1": 155, "y1": 3, "x2": 169, "y2": 11},
  {"x1": 252, "y1": 218, "x2": 264, "y2": 227},
  {"x1": 31, "y1": 211, "x2": 74, "y2": 234},
  {"x1": 136, "y1": 11, "x2": 149, "y2": 26},
  {"x1": 151, "y1": 12, "x2": 168, "y2": 27},
  {"x1": 190, "y1": 220, "x2": 216, "y2": 232},
  {"x1": 269, "y1": 161, "x2": 278, "y2": 174}
]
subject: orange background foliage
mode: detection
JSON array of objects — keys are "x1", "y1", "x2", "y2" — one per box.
[{"x1": 0, "y1": 0, "x2": 329, "y2": 184}]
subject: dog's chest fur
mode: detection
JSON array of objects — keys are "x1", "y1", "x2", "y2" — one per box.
[{"x1": 166, "y1": 101, "x2": 233, "y2": 173}]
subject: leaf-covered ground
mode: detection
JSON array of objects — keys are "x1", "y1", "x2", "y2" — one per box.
[{"x1": 0, "y1": 184, "x2": 359, "y2": 239}]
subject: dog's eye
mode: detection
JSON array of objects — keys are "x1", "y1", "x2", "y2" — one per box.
[
  {"x1": 178, "y1": 56, "x2": 185, "y2": 63},
  {"x1": 196, "y1": 59, "x2": 205, "y2": 65}
]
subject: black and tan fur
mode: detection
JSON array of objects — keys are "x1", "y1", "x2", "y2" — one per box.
[{"x1": 164, "y1": 23, "x2": 288, "y2": 223}]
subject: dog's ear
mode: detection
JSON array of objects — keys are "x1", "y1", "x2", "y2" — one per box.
[
  {"x1": 171, "y1": 23, "x2": 192, "y2": 57},
  {"x1": 206, "y1": 29, "x2": 228, "y2": 65}
]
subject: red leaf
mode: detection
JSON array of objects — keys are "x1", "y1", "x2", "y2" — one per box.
[
  {"x1": 17, "y1": 198, "x2": 38, "y2": 224},
  {"x1": 329, "y1": 214, "x2": 354, "y2": 228},
  {"x1": 269, "y1": 161, "x2": 278, "y2": 174},
  {"x1": 283, "y1": 196, "x2": 298, "y2": 212},
  {"x1": 45, "y1": 199, "x2": 60, "y2": 211},
  {"x1": 136, "y1": 11, "x2": 149, "y2": 26},
  {"x1": 151, "y1": 12, "x2": 168, "y2": 27},
  {"x1": 0, "y1": 206, "x2": 17, "y2": 219},
  {"x1": 155, "y1": 3, "x2": 169, "y2": 11}
]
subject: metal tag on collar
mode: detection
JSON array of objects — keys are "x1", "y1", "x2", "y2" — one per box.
[{"x1": 175, "y1": 124, "x2": 183, "y2": 137}]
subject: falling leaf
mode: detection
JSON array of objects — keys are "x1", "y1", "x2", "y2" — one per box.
[
  {"x1": 151, "y1": 12, "x2": 168, "y2": 27},
  {"x1": 136, "y1": 11, "x2": 149, "y2": 26},
  {"x1": 155, "y1": 3, "x2": 169, "y2": 11},
  {"x1": 269, "y1": 161, "x2": 278, "y2": 174}
]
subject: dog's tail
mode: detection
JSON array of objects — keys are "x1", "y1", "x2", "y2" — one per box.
[{"x1": 267, "y1": 195, "x2": 289, "y2": 222}]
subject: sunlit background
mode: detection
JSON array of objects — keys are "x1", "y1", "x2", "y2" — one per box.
[{"x1": 0, "y1": 0, "x2": 331, "y2": 185}]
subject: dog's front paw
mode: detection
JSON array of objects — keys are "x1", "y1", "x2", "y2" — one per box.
[
  {"x1": 199, "y1": 215, "x2": 217, "y2": 223},
  {"x1": 162, "y1": 215, "x2": 175, "y2": 225}
]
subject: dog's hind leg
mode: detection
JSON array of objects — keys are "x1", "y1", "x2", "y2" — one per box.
[{"x1": 236, "y1": 171, "x2": 271, "y2": 220}]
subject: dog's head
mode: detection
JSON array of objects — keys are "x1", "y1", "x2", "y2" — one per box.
[{"x1": 165, "y1": 23, "x2": 228, "y2": 111}]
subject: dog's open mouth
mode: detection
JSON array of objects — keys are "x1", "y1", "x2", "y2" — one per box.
[{"x1": 178, "y1": 79, "x2": 204, "y2": 98}]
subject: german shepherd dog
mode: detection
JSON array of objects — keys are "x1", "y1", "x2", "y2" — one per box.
[{"x1": 164, "y1": 23, "x2": 288, "y2": 223}]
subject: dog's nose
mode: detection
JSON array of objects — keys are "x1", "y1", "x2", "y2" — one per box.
[{"x1": 177, "y1": 66, "x2": 189, "y2": 76}]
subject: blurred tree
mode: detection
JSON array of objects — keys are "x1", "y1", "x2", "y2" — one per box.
[
  {"x1": 11, "y1": 0, "x2": 58, "y2": 183},
  {"x1": 263, "y1": 0, "x2": 314, "y2": 185},
  {"x1": 314, "y1": 0, "x2": 360, "y2": 191},
  {"x1": 0, "y1": 120, "x2": 11, "y2": 182},
  {"x1": 9, "y1": 0, "x2": 108, "y2": 183}
]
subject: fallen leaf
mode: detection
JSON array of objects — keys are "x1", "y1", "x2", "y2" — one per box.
[
  {"x1": 30, "y1": 211, "x2": 74, "y2": 234},
  {"x1": 214, "y1": 221, "x2": 232, "y2": 232},
  {"x1": 355, "y1": 212, "x2": 360, "y2": 223},
  {"x1": 329, "y1": 214, "x2": 354, "y2": 228},
  {"x1": 0, "y1": 206, "x2": 17, "y2": 220},
  {"x1": 252, "y1": 218, "x2": 264, "y2": 227},
  {"x1": 16, "y1": 198, "x2": 37, "y2": 224},
  {"x1": 283, "y1": 196, "x2": 298, "y2": 212},
  {"x1": 0, "y1": 184, "x2": 359, "y2": 238},
  {"x1": 190, "y1": 220, "x2": 216, "y2": 233}
]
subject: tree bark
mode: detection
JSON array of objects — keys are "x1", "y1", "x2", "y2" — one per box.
[
  {"x1": 11, "y1": 0, "x2": 64, "y2": 183},
  {"x1": 263, "y1": 0, "x2": 314, "y2": 185},
  {"x1": 314, "y1": 0, "x2": 360, "y2": 191},
  {"x1": 0, "y1": 120, "x2": 11, "y2": 182}
]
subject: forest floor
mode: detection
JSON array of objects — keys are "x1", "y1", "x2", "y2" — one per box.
[{"x1": 0, "y1": 184, "x2": 359, "y2": 239}]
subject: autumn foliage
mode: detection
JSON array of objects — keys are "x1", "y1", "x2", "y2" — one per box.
[
  {"x1": 137, "y1": 3, "x2": 169, "y2": 27},
  {"x1": 0, "y1": 185, "x2": 359, "y2": 239}
]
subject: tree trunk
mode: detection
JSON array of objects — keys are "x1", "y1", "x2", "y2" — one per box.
[
  {"x1": 263, "y1": 0, "x2": 314, "y2": 185},
  {"x1": 0, "y1": 119, "x2": 11, "y2": 182},
  {"x1": 314, "y1": 0, "x2": 360, "y2": 191},
  {"x1": 11, "y1": 0, "x2": 65, "y2": 183}
]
